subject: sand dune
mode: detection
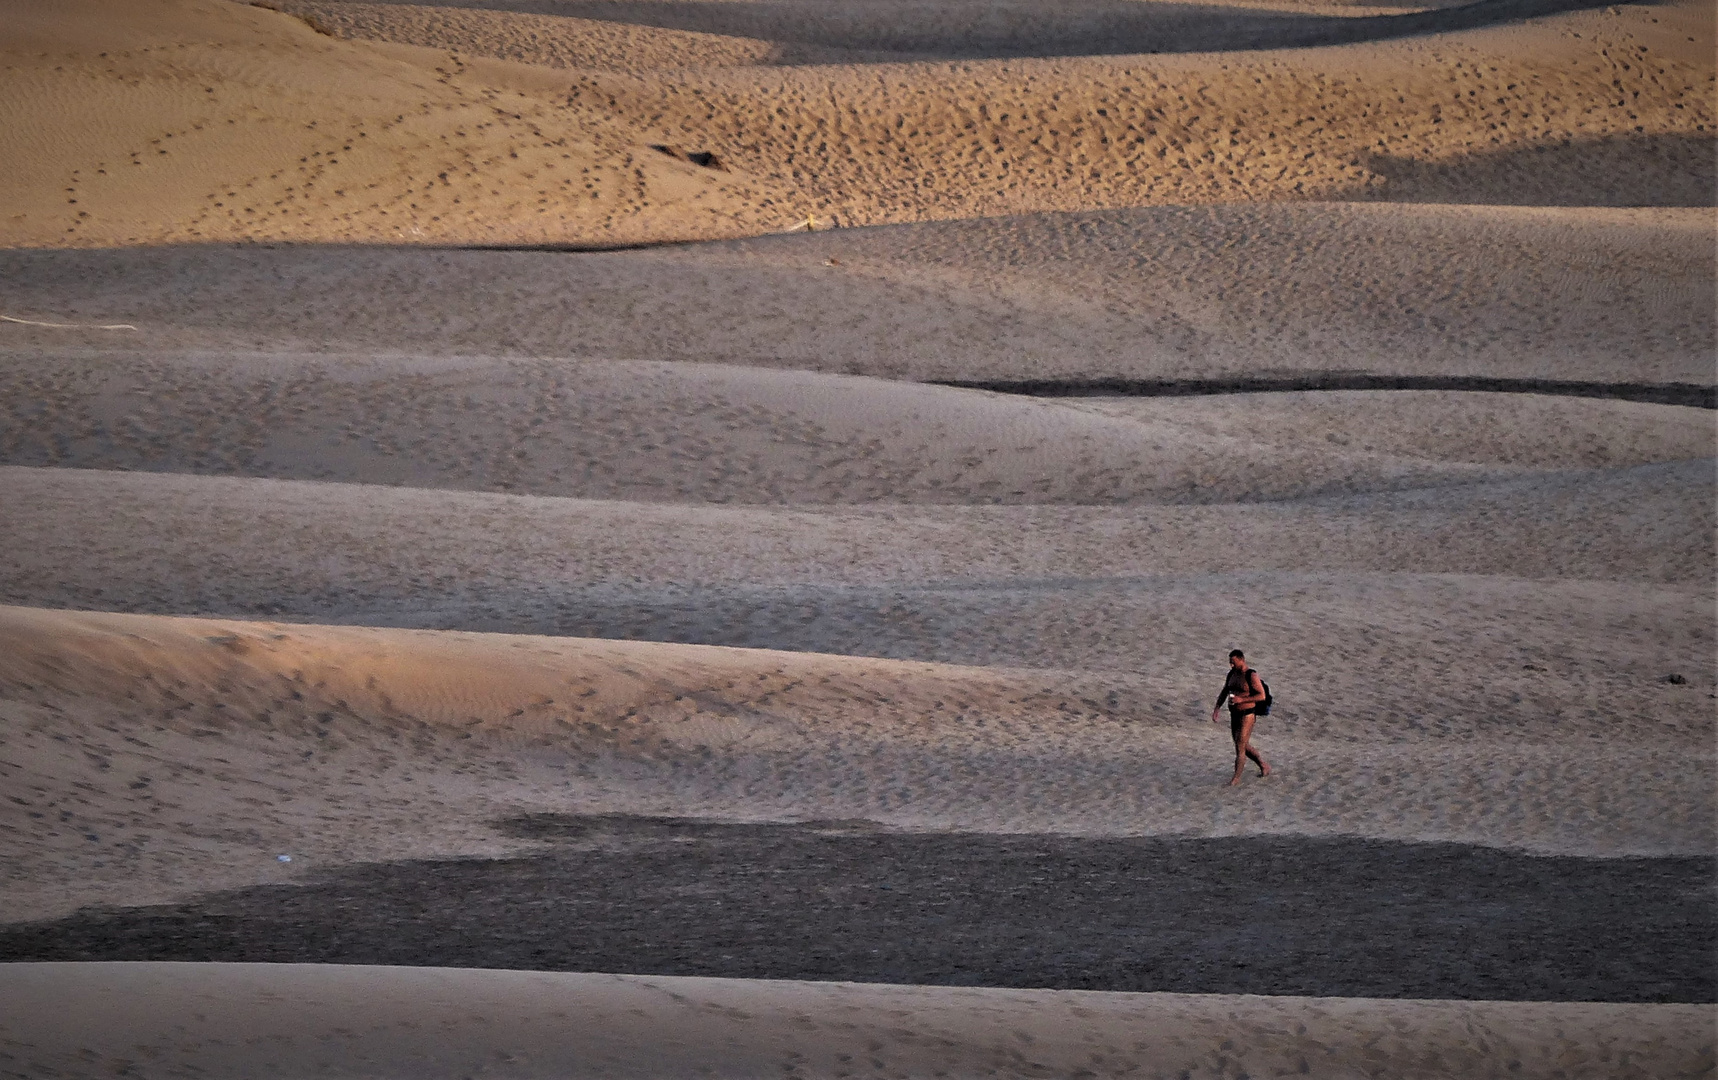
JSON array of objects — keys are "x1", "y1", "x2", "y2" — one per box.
[
  {"x1": 3, "y1": 203, "x2": 1712, "y2": 383},
  {"x1": 1, "y1": 603, "x2": 1709, "y2": 933},
  {"x1": 0, "y1": 0, "x2": 789, "y2": 249},
  {"x1": 1, "y1": 343, "x2": 1709, "y2": 502},
  {"x1": 266, "y1": 0, "x2": 915, "y2": 70},
  {"x1": 2, "y1": 963, "x2": 1710, "y2": 1079},
  {"x1": 552, "y1": 0, "x2": 1715, "y2": 218},
  {"x1": 2, "y1": 460, "x2": 1711, "y2": 738},
  {"x1": 3, "y1": 0, "x2": 1709, "y2": 247},
  {"x1": 2, "y1": 455, "x2": 1712, "y2": 602},
  {"x1": 2, "y1": 442, "x2": 1711, "y2": 924},
  {"x1": 2, "y1": 0, "x2": 1714, "y2": 1069}
]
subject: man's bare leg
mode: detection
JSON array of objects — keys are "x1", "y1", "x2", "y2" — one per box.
[{"x1": 1230, "y1": 713, "x2": 1269, "y2": 784}]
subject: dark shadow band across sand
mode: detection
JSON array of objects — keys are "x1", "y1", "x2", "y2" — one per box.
[
  {"x1": 2, "y1": 816, "x2": 1711, "y2": 1003},
  {"x1": 937, "y1": 376, "x2": 1718, "y2": 408},
  {"x1": 309, "y1": 0, "x2": 1628, "y2": 60}
]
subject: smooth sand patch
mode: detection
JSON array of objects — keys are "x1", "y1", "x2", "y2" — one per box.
[
  {"x1": 264, "y1": 0, "x2": 903, "y2": 70},
  {"x1": 2, "y1": 963, "x2": 1709, "y2": 1079},
  {"x1": 3, "y1": 456, "x2": 1711, "y2": 603},
  {"x1": 276, "y1": 0, "x2": 785, "y2": 72}
]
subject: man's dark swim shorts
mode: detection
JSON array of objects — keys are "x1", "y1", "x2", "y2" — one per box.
[{"x1": 1229, "y1": 707, "x2": 1257, "y2": 738}]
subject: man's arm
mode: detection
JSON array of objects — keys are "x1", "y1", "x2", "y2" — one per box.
[{"x1": 1211, "y1": 683, "x2": 1230, "y2": 722}]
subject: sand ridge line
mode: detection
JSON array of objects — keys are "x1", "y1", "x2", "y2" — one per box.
[
  {"x1": 0, "y1": 315, "x2": 137, "y2": 331},
  {"x1": 3, "y1": 459, "x2": 1712, "y2": 626},
  {"x1": 0, "y1": 603, "x2": 1099, "y2": 751}
]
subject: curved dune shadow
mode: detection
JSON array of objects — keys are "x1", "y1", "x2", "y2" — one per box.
[
  {"x1": 1368, "y1": 134, "x2": 1718, "y2": 208},
  {"x1": 1, "y1": 818, "x2": 1711, "y2": 1002},
  {"x1": 935, "y1": 376, "x2": 1717, "y2": 408},
  {"x1": 356, "y1": 0, "x2": 1622, "y2": 59}
]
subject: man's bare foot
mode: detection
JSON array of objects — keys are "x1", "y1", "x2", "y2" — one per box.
[
  {"x1": 1258, "y1": 763, "x2": 1272, "y2": 778},
  {"x1": 1228, "y1": 775, "x2": 1244, "y2": 786}
]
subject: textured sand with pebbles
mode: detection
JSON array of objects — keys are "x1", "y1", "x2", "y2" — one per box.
[{"x1": 1, "y1": 0, "x2": 1713, "y2": 1075}]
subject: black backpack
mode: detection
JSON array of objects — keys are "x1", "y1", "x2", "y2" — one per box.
[{"x1": 1255, "y1": 674, "x2": 1273, "y2": 716}]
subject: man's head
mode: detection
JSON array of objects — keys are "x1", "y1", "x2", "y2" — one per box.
[{"x1": 1229, "y1": 649, "x2": 1246, "y2": 670}]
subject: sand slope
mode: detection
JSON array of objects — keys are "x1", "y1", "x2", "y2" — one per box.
[
  {"x1": 2, "y1": 0, "x2": 1709, "y2": 247},
  {"x1": 266, "y1": 0, "x2": 913, "y2": 70},
  {"x1": 0, "y1": 0, "x2": 788, "y2": 248},
  {"x1": 3, "y1": 566, "x2": 1710, "y2": 919},
  {"x1": 570, "y1": 1, "x2": 1715, "y2": 224},
  {"x1": 2, "y1": 342, "x2": 1710, "y2": 502},
  {"x1": 3, "y1": 203, "x2": 1713, "y2": 384},
  {"x1": 1, "y1": 0, "x2": 1714, "y2": 1070},
  {"x1": 2, "y1": 963, "x2": 1711, "y2": 1079}
]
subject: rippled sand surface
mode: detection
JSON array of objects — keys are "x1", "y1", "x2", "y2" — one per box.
[{"x1": 0, "y1": 0, "x2": 1712, "y2": 1075}]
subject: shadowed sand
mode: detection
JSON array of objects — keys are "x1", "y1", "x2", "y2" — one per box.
[
  {"x1": 3, "y1": 204, "x2": 1713, "y2": 382},
  {"x1": 4, "y1": 815, "x2": 1713, "y2": 1001},
  {"x1": 267, "y1": 0, "x2": 1652, "y2": 65},
  {"x1": 2, "y1": 352, "x2": 1711, "y2": 502}
]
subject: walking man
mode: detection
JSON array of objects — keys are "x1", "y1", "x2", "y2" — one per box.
[{"x1": 1211, "y1": 649, "x2": 1270, "y2": 785}]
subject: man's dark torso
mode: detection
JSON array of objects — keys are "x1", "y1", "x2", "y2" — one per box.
[{"x1": 1226, "y1": 667, "x2": 1259, "y2": 717}]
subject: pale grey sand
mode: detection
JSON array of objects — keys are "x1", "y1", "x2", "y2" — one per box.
[
  {"x1": 3, "y1": 964, "x2": 1709, "y2": 1079},
  {"x1": 1, "y1": 0, "x2": 1713, "y2": 1073}
]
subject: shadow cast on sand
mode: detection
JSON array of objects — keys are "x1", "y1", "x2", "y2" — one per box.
[
  {"x1": 1368, "y1": 133, "x2": 1718, "y2": 208},
  {"x1": 348, "y1": 0, "x2": 1625, "y2": 59},
  {"x1": 937, "y1": 375, "x2": 1717, "y2": 408},
  {"x1": 2, "y1": 817, "x2": 1712, "y2": 1002}
]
